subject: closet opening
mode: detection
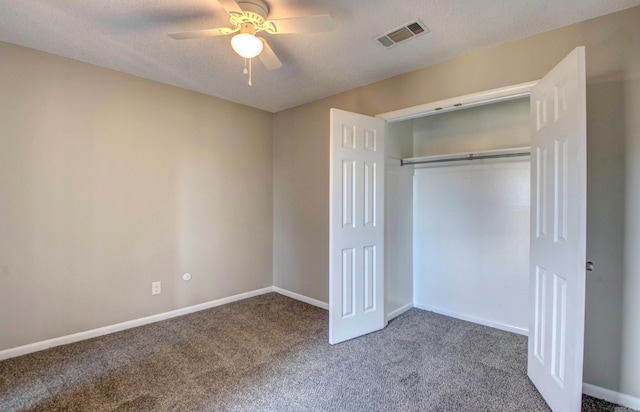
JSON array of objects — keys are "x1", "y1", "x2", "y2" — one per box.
[{"x1": 385, "y1": 96, "x2": 532, "y2": 335}]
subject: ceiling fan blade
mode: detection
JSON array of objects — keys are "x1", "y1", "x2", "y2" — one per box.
[
  {"x1": 268, "y1": 14, "x2": 333, "y2": 34},
  {"x1": 258, "y1": 37, "x2": 282, "y2": 70},
  {"x1": 217, "y1": 0, "x2": 243, "y2": 16},
  {"x1": 168, "y1": 28, "x2": 227, "y2": 40}
]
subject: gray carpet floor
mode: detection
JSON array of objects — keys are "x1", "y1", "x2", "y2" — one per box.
[{"x1": 0, "y1": 292, "x2": 635, "y2": 411}]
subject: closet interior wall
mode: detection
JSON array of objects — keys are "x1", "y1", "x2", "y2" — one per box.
[{"x1": 385, "y1": 121, "x2": 414, "y2": 319}]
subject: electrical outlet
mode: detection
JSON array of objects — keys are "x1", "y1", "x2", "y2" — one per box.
[{"x1": 151, "y1": 281, "x2": 161, "y2": 295}]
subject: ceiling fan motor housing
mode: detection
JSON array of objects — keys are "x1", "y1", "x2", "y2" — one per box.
[
  {"x1": 229, "y1": 0, "x2": 274, "y2": 34},
  {"x1": 237, "y1": 0, "x2": 269, "y2": 20}
]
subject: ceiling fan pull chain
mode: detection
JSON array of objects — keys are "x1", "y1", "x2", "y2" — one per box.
[{"x1": 241, "y1": 58, "x2": 252, "y2": 86}]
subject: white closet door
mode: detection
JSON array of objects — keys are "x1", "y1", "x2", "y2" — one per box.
[
  {"x1": 528, "y1": 47, "x2": 587, "y2": 411},
  {"x1": 329, "y1": 108, "x2": 385, "y2": 345}
]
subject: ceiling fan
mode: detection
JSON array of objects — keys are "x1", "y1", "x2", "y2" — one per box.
[{"x1": 168, "y1": 0, "x2": 333, "y2": 83}]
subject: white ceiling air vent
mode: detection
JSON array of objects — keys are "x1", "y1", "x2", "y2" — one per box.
[{"x1": 375, "y1": 20, "x2": 429, "y2": 48}]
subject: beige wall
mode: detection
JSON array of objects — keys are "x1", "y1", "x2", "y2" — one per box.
[
  {"x1": 0, "y1": 42, "x2": 273, "y2": 351},
  {"x1": 272, "y1": 6, "x2": 640, "y2": 398}
]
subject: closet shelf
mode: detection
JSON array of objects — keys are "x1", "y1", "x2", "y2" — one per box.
[{"x1": 401, "y1": 146, "x2": 531, "y2": 166}]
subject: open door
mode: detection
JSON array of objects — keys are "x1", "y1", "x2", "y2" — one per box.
[
  {"x1": 528, "y1": 47, "x2": 587, "y2": 411},
  {"x1": 329, "y1": 108, "x2": 385, "y2": 344}
]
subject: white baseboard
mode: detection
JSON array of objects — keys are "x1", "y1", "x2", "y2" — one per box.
[
  {"x1": 0, "y1": 287, "x2": 274, "y2": 361},
  {"x1": 583, "y1": 382, "x2": 640, "y2": 410},
  {"x1": 413, "y1": 302, "x2": 528, "y2": 336},
  {"x1": 273, "y1": 287, "x2": 329, "y2": 310},
  {"x1": 387, "y1": 302, "x2": 413, "y2": 322}
]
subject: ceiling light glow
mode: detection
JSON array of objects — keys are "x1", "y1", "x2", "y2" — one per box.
[{"x1": 231, "y1": 33, "x2": 263, "y2": 59}]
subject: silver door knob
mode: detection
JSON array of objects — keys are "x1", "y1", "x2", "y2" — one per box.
[{"x1": 586, "y1": 261, "x2": 594, "y2": 271}]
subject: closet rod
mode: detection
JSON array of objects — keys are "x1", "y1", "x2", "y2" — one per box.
[{"x1": 400, "y1": 151, "x2": 530, "y2": 166}]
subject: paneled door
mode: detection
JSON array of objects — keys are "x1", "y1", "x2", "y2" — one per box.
[
  {"x1": 329, "y1": 108, "x2": 385, "y2": 345},
  {"x1": 528, "y1": 47, "x2": 587, "y2": 411}
]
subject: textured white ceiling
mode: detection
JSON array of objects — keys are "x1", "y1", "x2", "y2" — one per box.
[{"x1": 1, "y1": 0, "x2": 639, "y2": 112}]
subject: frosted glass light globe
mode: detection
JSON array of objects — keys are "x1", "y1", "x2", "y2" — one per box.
[{"x1": 231, "y1": 33, "x2": 264, "y2": 59}]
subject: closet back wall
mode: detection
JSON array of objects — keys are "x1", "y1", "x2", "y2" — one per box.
[{"x1": 412, "y1": 99, "x2": 531, "y2": 333}]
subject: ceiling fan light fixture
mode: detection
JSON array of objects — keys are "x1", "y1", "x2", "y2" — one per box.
[{"x1": 231, "y1": 33, "x2": 263, "y2": 58}]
